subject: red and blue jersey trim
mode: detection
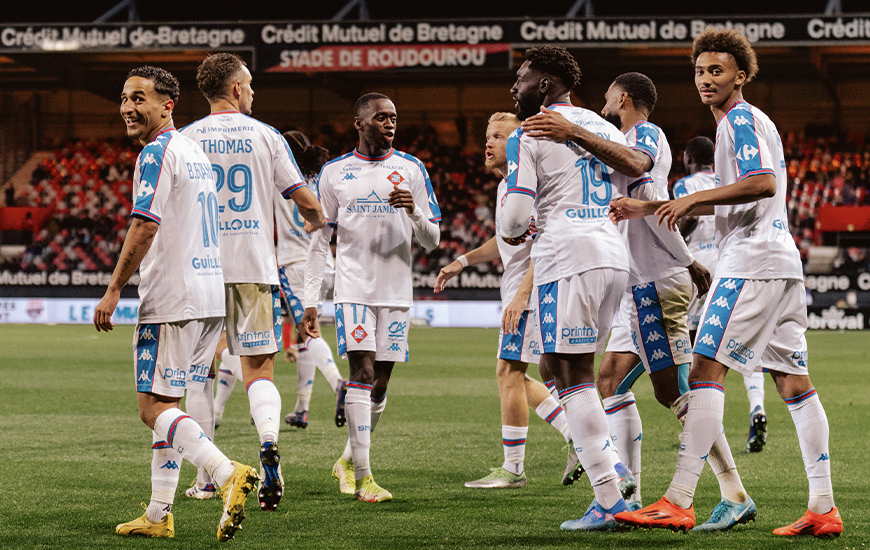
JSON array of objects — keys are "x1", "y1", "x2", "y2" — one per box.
[
  {"x1": 281, "y1": 181, "x2": 308, "y2": 198},
  {"x1": 627, "y1": 176, "x2": 653, "y2": 198},
  {"x1": 353, "y1": 148, "x2": 394, "y2": 161}
]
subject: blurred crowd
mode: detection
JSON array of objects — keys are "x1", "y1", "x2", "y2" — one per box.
[{"x1": 3, "y1": 128, "x2": 869, "y2": 278}]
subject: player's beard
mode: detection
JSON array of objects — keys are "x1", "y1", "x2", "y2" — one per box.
[{"x1": 602, "y1": 112, "x2": 623, "y2": 130}]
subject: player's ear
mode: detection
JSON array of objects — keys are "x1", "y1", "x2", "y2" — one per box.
[
  {"x1": 353, "y1": 116, "x2": 362, "y2": 131},
  {"x1": 162, "y1": 98, "x2": 174, "y2": 118},
  {"x1": 539, "y1": 76, "x2": 550, "y2": 94},
  {"x1": 735, "y1": 70, "x2": 747, "y2": 87}
]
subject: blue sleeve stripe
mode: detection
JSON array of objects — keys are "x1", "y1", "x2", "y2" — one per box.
[
  {"x1": 282, "y1": 182, "x2": 307, "y2": 198},
  {"x1": 631, "y1": 146, "x2": 656, "y2": 164},
  {"x1": 131, "y1": 209, "x2": 161, "y2": 224},
  {"x1": 736, "y1": 168, "x2": 775, "y2": 181},
  {"x1": 672, "y1": 179, "x2": 688, "y2": 198},
  {"x1": 134, "y1": 136, "x2": 172, "y2": 213},
  {"x1": 506, "y1": 187, "x2": 536, "y2": 198},
  {"x1": 396, "y1": 151, "x2": 441, "y2": 221},
  {"x1": 327, "y1": 221, "x2": 337, "y2": 228},
  {"x1": 505, "y1": 129, "x2": 524, "y2": 190},
  {"x1": 631, "y1": 123, "x2": 659, "y2": 164},
  {"x1": 627, "y1": 177, "x2": 653, "y2": 196},
  {"x1": 728, "y1": 107, "x2": 765, "y2": 178}
]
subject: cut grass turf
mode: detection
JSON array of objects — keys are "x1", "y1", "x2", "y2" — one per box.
[{"x1": 0, "y1": 325, "x2": 866, "y2": 549}]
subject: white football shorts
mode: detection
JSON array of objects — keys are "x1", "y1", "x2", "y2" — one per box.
[
  {"x1": 497, "y1": 308, "x2": 541, "y2": 364},
  {"x1": 278, "y1": 262, "x2": 334, "y2": 325},
  {"x1": 133, "y1": 317, "x2": 223, "y2": 398},
  {"x1": 629, "y1": 271, "x2": 693, "y2": 373},
  {"x1": 694, "y1": 277, "x2": 809, "y2": 377},
  {"x1": 224, "y1": 283, "x2": 281, "y2": 356},
  {"x1": 536, "y1": 267, "x2": 628, "y2": 355},
  {"x1": 335, "y1": 303, "x2": 410, "y2": 362},
  {"x1": 605, "y1": 291, "x2": 637, "y2": 354}
]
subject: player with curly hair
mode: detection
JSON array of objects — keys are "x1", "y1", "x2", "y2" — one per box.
[{"x1": 612, "y1": 28, "x2": 842, "y2": 538}]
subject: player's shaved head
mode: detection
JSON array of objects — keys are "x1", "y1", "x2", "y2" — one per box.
[
  {"x1": 196, "y1": 53, "x2": 247, "y2": 101},
  {"x1": 355, "y1": 92, "x2": 392, "y2": 118},
  {"x1": 684, "y1": 136, "x2": 715, "y2": 166},
  {"x1": 692, "y1": 28, "x2": 758, "y2": 84},
  {"x1": 612, "y1": 72, "x2": 657, "y2": 114}
]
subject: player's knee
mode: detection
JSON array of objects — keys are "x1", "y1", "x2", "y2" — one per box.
[{"x1": 596, "y1": 371, "x2": 619, "y2": 398}]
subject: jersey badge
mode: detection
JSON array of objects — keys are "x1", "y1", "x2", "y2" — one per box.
[
  {"x1": 387, "y1": 171, "x2": 404, "y2": 185},
  {"x1": 352, "y1": 325, "x2": 368, "y2": 343}
]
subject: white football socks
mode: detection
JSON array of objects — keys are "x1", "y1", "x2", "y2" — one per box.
[
  {"x1": 184, "y1": 378, "x2": 215, "y2": 487},
  {"x1": 561, "y1": 384, "x2": 622, "y2": 509},
  {"x1": 501, "y1": 425, "x2": 528, "y2": 476},
  {"x1": 346, "y1": 384, "x2": 373, "y2": 480},
  {"x1": 147, "y1": 430, "x2": 180, "y2": 522},
  {"x1": 214, "y1": 349, "x2": 241, "y2": 421},
  {"x1": 744, "y1": 371, "x2": 766, "y2": 413},
  {"x1": 371, "y1": 393, "x2": 387, "y2": 432},
  {"x1": 603, "y1": 392, "x2": 642, "y2": 503},
  {"x1": 667, "y1": 384, "x2": 728, "y2": 509},
  {"x1": 152, "y1": 409, "x2": 234, "y2": 488},
  {"x1": 306, "y1": 336, "x2": 343, "y2": 393},
  {"x1": 786, "y1": 389, "x2": 835, "y2": 514},
  {"x1": 535, "y1": 395, "x2": 571, "y2": 443},
  {"x1": 295, "y1": 345, "x2": 315, "y2": 413},
  {"x1": 246, "y1": 377, "x2": 281, "y2": 444}
]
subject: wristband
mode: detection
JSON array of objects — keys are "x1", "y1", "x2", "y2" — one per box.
[{"x1": 457, "y1": 254, "x2": 469, "y2": 268}]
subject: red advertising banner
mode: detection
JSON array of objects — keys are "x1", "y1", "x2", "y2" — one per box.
[{"x1": 265, "y1": 43, "x2": 511, "y2": 72}]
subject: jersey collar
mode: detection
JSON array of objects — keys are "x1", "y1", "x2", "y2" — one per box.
[{"x1": 353, "y1": 148, "x2": 394, "y2": 161}]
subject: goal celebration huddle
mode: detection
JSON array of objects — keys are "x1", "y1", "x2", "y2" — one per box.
[{"x1": 95, "y1": 28, "x2": 841, "y2": 541}]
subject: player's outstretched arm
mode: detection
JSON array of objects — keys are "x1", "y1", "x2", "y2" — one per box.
[
  {"x1": 608, "y1": 197, "x2": 663, "y2": 223},
  {"x1": 655, "y1": 173, "x2": 775, "y2": 229},
  {"x1": 434, "y1": 237, "x2": 499, "y2": 293},
  {"x1": 502, "y1": 259, "x2": 534, "y2": 334},
  {"x1": 521, "y1": 107, "x2": 651, "y2": 177},
  {"x1": 94, "y1": 217, "x2": 158, "y2": 332},
  {"x1": 289, "y1": 186, "x2": 327, "y2": 230}
]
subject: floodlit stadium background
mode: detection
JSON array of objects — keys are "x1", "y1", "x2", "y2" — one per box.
[{"x1": 1, "y1": 0, "x2": 869, "y2": 328}]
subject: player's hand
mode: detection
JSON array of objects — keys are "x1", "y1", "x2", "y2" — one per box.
[
  {"x1": 608, "y1": 197, "x2": 651, "y2": 223},
  {"x1": 502, "y1": 217, "x2": 535, "y2": 245},
  {"x1": 388, "y1": 187, "x2": 415, "y2": 215},
  {"x1": 299, "y1": 307, "x2": 320, "y2": 339},
  {"x1": 655, "y1": 196, "x2": 697, "y2": 231},
  {"x1": 521, "y1": 106, "x2": 576, "y2": 141},
  {"x1": 502, "y1": 294, "x2": 527, "y2": 334},
  {"x1": 304, "y1": 219, "x2": 317, "y2": 234},
  {"x1": 434, "y1": 260, "x2": 463, "y2": 293},
  {"x1": 94, "y1": 288, "x2": 120, "y2": 332},
  {"x1": 686, "y1": 260, "x2": 712, "y2": 299}
]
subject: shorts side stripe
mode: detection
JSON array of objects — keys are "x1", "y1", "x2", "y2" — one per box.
[
  {"x1": 278, "y1": 267, "x2": 305, "y2": 325},
  {"x1": 632, "y1": 282, "x2": 672, "y2": 372},
  {"x1": 499, "y1": 310, "x2": 528, "y2": 361},
  {"x1": 136, "y1": 324, "x2": 160, "y2": 393},
  {"x1": 271, "y1": 285, "x2": 282, "y2": 349},
  {"x1": 538, "y1": 282, "x2": 558, "y2": 354},
  {"x1": 694, "y1": 278, "x2": 745, "y2": 360},
  {"x1": 335, "y1": 304, "x2": 347, "y2": 356}
]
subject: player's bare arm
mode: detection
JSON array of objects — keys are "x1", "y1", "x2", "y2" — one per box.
[
  {"x1": 655, "y1": 173, "x2": 776, "y2": 230},
  {"x1": 434, "y1": 237, "x2": 499, "y2": 293},
  {"x1": 522, "y1": 106, "x2": 651, "y2": 177},
  {"x1": 94, "y1": 217, "x2": 158, "y2": 332},
  {"x1": 502, "y1": 259, "x2": 534, "y2": 334},
  {"x1": 289, "y1": 186, "x2": 326, "y2": 230}
]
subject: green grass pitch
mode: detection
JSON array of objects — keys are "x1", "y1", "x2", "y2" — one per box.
[{"x1": 0, "y1": 325, "x2": 867, "y2": 549}]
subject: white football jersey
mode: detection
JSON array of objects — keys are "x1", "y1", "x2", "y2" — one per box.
[
  {"x1": 131, "y1": 128, "x2": 225, "y2": 323},
  {"x1": 622, "y1": 121, "x2": 692, "y2": 286},
  {"x1": 713, "y1": 101, "x2": 802, "y2": 280},
  {"x1": 180, "y1": 111, "x2": 306, "y2": 284},
  {"x1": 314, "y1": 148, "x2": 441, "y2": 307},
  {"x1": 274, "y1": 176, "x2": 335, "y2": 272},
  {"x1": 673, "y1": 170, "x2": 719, "y2": 275},
  {"x1": 495, "y1": 178, "x2": 534, "y2": 309},
  {"x1": 502, "y1": 103, "x2": 630, "y2": 285}
]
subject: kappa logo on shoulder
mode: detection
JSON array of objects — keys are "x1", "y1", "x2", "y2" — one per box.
[
  {"x1": 732, "y1": 115, "x2": 751, "y2": 126},
  {"x1": 642, "y1": 135, "x2": 657, "y2": 148},
  {"x1": 141, "y1": 152, "x2": 159, "y2": 165}
]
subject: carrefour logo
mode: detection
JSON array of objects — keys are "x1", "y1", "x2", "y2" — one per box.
[
  {"x1": 736, "y1": 144, "x2": 759, "y2": 162},
  {"x1": 507, "y1": 160, "x2": 518, "y2": 175}
]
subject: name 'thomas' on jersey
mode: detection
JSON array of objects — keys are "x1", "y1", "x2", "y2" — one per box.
[
  {"x1": 316, "y1": 148, "x2": 441, "y2": 307},
  {"x1": 503, "y1": 103, "x2": 631, "y2": 285},
  {"x1": 180, "y1": 111, "x2": 306, "y2": 285},
  {"x1": 131, "y1": 128, "x2": 225, "y2": 323},
  {"x1": 714, "y1": 101, "x2": 802, "y2": 280}
]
